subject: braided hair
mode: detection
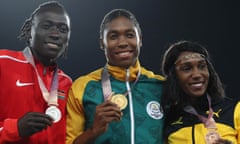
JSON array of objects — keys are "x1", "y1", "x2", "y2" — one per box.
[{"x1": 18, "y1": 1, "x2": 67, "y2": 45}]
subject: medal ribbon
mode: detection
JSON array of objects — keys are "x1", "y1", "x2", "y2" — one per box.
[
  {"x1": 184, "y1": 95, "x2": 215, "y2": 129},
  {"x1": 101, "y1": 64, "x2": 140, "y2": 101},
  {"x1": 23, "y1": 47, "x2": 59, "y2": 106}
]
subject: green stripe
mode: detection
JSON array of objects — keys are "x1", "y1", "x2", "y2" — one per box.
[{"x1": 58, "y1": 95, "x2": 65, "y2": 100}]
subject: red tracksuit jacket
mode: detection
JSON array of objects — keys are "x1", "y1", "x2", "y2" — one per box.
[{"x1": 0, "y1": 49, "x2": 72, "y2": 144}]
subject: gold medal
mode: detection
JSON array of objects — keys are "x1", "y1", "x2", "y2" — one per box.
[{"x1": 110, "y1": 94, "x2": 128, "y2": 110}]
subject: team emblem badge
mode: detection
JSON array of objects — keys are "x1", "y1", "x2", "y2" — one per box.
[{"x1": 146, "y1": 101, "x2": 163, "y2": 120}]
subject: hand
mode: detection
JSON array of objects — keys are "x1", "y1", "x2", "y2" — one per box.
[
  {"x1": 72, "y1": 101, "x2": 123, "y2": 144},
  {"x1": 213, "y1": 139, "x2": 233, "y2": 144},
  {"x1": 17, "y1": 112, "x2": 53, "y2": 137},
  {"x1": 91, "y1": 100, "x2": 122, "y2": 136}
]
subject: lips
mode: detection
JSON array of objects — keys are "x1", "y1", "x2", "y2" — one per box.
[
  {"x1": 118, "y1": 51, "x2": 131, "y2": 56},
  {"x1": 189, "y1": 81, "x2": 205, "y2": 89},
  {"x1": 45, "y1": 42, "x2": 59, "y2": 49},
  {"x1": 115, "y1": 50, "x2": 133, "y2": 57}
]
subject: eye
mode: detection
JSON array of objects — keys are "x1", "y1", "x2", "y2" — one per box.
[
  {"x1": 177, "y1": 65, "x2": 192, "y2": 72},
  {"x1": 41, "y1": 23, "x2": 51, "y2": 30},
  {"x1": 126, "y1": 32, "x2": 135, "y2": 38},
  {"x1": 198, "y1": 62, "x2": 207, "y2": 70},
  {"x1": 58, "y1": 25, "x2": 69, "y2": 33},
  {"x1": 109, "y1": 33, "x2": 118, "y2": 40}
]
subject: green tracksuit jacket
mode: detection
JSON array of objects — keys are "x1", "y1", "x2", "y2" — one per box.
[{"x1": 66, "y1": 61, "x2": 165, "y2": 144}]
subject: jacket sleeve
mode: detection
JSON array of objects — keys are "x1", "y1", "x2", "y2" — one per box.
[
  {"x1": 234, "y1": 102, "x2": 240, "y2": 143},
  {"x1": 0, "y1": 118, "x2": 21, "y2": 143},
  {"x1": 66, "y1": 78, "x2": 87, "y2": 144}
]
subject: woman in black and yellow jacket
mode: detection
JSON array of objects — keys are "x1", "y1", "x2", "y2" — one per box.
[{"x1": 161, "y1": 40, "x2": 239, "y2": 144}]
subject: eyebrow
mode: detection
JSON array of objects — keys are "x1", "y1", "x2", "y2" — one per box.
[
  {"x1": 41, "y1": 19, "x2": 68, "y2": 25},
  {"x1": 109, "y1": 27, "x2": 135, "y2": 32}
]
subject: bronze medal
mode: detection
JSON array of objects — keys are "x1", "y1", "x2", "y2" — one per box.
[
  {"x1": 205, "y1": 130, "x2": 220, "y2": 144},
  {"x1": 205, "y1": 117, "x2": 221, "y2": 144},
  {"x1": 110, "y1": 94, "x2": 128, "y2": 110}
]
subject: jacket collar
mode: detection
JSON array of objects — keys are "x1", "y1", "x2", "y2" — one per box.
[{"x1": 106, "y1": 60, "x2": 141, "y2": 81}]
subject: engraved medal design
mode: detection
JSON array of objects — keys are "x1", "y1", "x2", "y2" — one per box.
[
  {"x1": 205, "y1": 130, "x2": 220, "y2": 144},
  {"x1": 184, "y1": 95, "x2": 224, "y2": 144},
  {"x1": 110, "y1": 94, "x2": 128, "y2": 110},
  {"x1": 45, "y1": 106, "x2": 62, "y2": 123},
  {"x1": 205, "y1": 117, "x2": 220, "y2": 144}
]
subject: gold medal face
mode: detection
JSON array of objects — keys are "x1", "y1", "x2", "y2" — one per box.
[
  {"x1": 205, "y1": 131, "x2": 220, "y2": 144},
  {"x1": 110, "y1": 94, "x2": 128, "y2": 110}
]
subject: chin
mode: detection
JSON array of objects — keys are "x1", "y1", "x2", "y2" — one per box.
[
  {"x1": 191, "y1": 92, "x2": 205, "y2": 97},
  {"x1": 118, "y1": 62, "x2": 132, "y2": 68}
]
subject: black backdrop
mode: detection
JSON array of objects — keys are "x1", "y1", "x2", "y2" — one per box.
[{"x1": 0, "y1": 0, "x2": 239, "y2": 99}]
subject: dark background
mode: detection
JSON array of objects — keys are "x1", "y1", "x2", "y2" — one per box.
[{"x1": 0, "y1": 0, "x2": 239, "y2": 99}]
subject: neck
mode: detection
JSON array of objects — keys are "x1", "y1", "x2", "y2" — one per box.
[
  {"x1": 192, "y1": 94, "x2": 209, "y2": 111},
  {"x1": 30, "y1": 48, "x2": 56, "y2": 66}
]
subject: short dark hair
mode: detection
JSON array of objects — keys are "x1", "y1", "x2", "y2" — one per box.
[{"x1": 99, "y1": 9, "x2": 142, "y2": 39}]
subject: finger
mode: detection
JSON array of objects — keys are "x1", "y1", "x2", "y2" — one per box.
[
  {"x1": 35, "y1": 116, "x2": 53, "y2": 126},
  {"x1": 27, "y1": 113, "x2": 53, "y2": 126},
  {"x1": 97, "y1": 110, "x2": 122, "y2": 122},
  {"x1": 97, "y1": 101, "x2": 120, "y2": 111},
  {"x1": 101, "y1": 100, "x2": 118, "y2": 107},
  {"x1": 96, "y1": 105, "x2": 119, "y2": 112},
  {"x1": 44, "y1": 115, "x2": 54, "y2": 125},
  {"x1": 96, "y1": 103, "x2": 122, "y2": 118},
  {"x1": 30, "y1": 121, "x2": 48, "y2": 129}
]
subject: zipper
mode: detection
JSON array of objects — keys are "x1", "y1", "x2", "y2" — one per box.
[
  {"x1": 126, "y1": 68, "x2": 135, "y2": 144},
  {"x1": 192, "y1": 124, "x2": 195, "y2": 144}
]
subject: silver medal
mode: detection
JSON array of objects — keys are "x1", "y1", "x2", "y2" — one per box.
[{"x1": 45, "y1": 106, "x2": 61, "y2": 123}]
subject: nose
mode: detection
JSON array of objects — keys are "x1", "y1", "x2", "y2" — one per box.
[
  {"x1": 49, "y1": 26, "x2": 60, "y2": 40},
  {"x1": 49, "y1": 34, "x2": 60, "y2": 40},
  {"x1": 191, "y1": 67, "x2": 202, "y2": 79},
  {"x1": 118, "y1": 36, "x2": 128, "y2": 48}
]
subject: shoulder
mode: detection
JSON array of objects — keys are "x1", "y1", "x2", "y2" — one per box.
[
  {"x1": 233, "y1": 100, "x2": 240, "y2": 113},
  {"x1": 141, "y1": 67, "x2": 165, "y2": 81},
  {"x1": 58, "y1": 69, "x2": 72, "y2": 84},
  {"x1": 71, "y1": 67, "x2": 103, "y2": 88},
  {"x1": 220, "y1": 97, "x2": 238, "y2": 106},
  {"x1": 232, "y1": 99, "x2": 240, "y2": 129},
  {"x1": 213, "y1": 97, "x2": 238, "y2": 112},
  {"x1": 0, "y1": 49, "x2": 27, "y2": 63}
]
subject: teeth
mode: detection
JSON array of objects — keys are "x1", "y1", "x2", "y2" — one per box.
[
  {"x1": 118, "y1": 52, "x2": 130, "y2": 56},
  {"x1": 191, "y1": 83, "x2": 203, "y2": 87},
  {"x1": 47, "y1": 43, "x2": 58, "y2": 48}
]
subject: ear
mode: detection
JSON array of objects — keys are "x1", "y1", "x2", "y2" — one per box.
[
  {"x1": 26, "y1": 21, "x2": 33, "y2": 45},
  {"x1": 139, "y1": 34, "x2": 143, "y2": 47},
  {"x1": 100, "y1": 38, "x2": 104, "y2": 50},
  {"x1": 27, "y1": 32, "x2": 32, "y2": 45}
]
